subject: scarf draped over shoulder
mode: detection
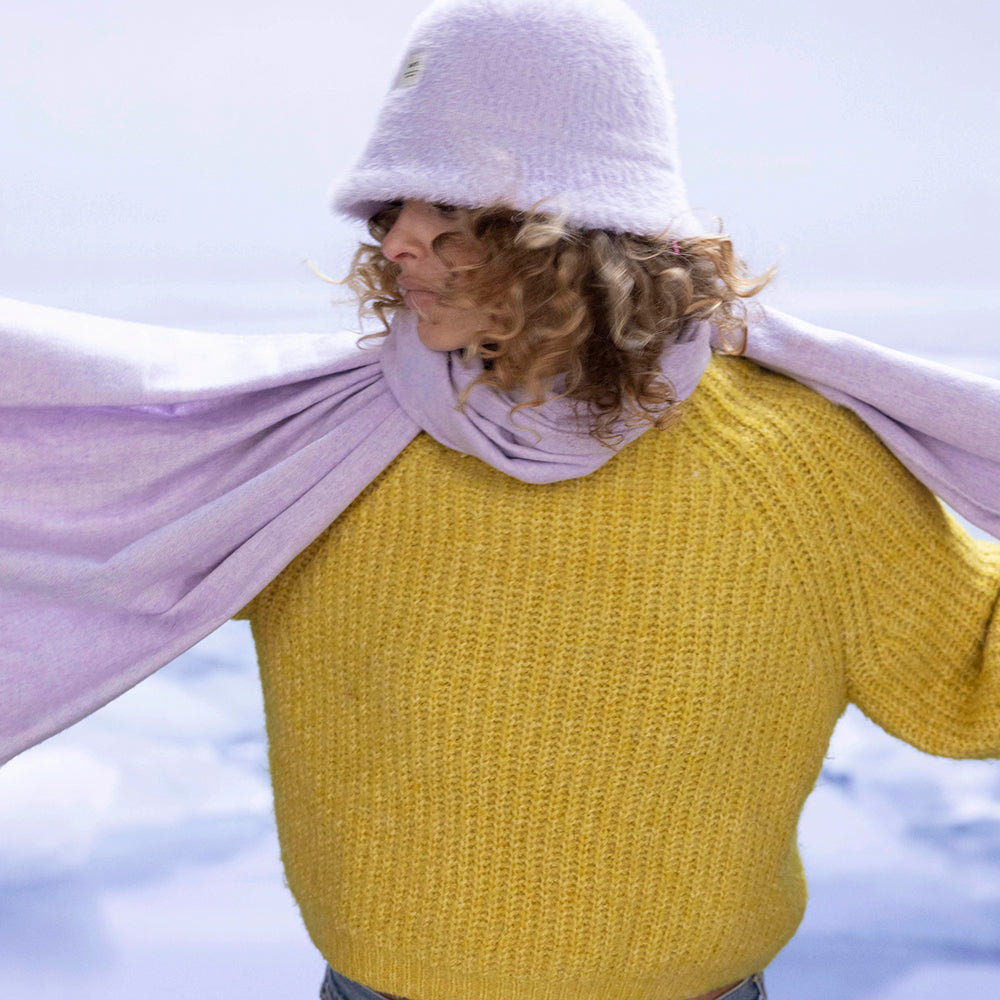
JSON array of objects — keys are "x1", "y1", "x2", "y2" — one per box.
[{"x1": 1, "y1": 296, "x2": 998, "y2": 763}]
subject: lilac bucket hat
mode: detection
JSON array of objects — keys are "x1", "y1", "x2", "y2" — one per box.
[{"x1": 330, "y1": 0, "x2": 702, "y2": 236}]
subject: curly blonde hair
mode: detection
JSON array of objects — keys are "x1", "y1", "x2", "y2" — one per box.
[{"x1": 344, "y1": 201, "x2": 774, "y2": 442}]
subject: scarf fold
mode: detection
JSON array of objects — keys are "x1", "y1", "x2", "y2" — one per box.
[
  {"x1": 380, "y1": 311, "x2": 712, "y2": 483},
  {"x1": 1, "y1": 295, "x2": 998, "y2": 764}
]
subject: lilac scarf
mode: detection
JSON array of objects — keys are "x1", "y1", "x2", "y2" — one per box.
[{"x1": 2, "y1": 296, "x2": 998, "y2": 764}]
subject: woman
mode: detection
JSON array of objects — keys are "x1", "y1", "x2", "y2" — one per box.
[
  {"x1": 236, "y1": 4, "x2": 999, "y2": 1000},
  {"x1": 2, "y1": 2, "x2": 999, "y2": 999}
]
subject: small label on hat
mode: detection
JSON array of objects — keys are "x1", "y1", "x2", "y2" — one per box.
[{"x1": 396, "y1": 51, "x2": 428, "y2": 89}]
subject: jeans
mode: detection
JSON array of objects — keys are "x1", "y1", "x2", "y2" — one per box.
[{"x1": 320, "y1": 965, "x2": 767, "y2": 1000}]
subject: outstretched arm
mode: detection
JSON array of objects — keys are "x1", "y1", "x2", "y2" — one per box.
[{"x1": 840, "y1": 429, "x2": 1000, "y2": 759}]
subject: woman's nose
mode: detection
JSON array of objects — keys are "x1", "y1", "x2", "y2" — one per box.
[{"x1": 381, "y1": 203, "x2": 431, "y2": 262}]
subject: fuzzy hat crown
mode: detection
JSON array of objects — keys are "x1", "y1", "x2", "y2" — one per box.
[{"x1": 331, "y1": 0, "x2": 700, "y2": 236}]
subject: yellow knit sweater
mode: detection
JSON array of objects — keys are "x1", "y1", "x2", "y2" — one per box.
[{"x1": 242, "y1": 355, "x2": 1000, "y2": 1000}]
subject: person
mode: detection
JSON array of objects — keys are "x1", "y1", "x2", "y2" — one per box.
[
  {"x1": 236, "y1": 3, "x2": 1000, "y2": 1000},
  {"x1": 1, "y1": 2, "x2": 998, "y2": 1000}
]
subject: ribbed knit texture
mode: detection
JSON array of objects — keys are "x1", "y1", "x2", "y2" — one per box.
[{"x1": 244, "y1": 357, "x2": 1000, "y2": 1000}]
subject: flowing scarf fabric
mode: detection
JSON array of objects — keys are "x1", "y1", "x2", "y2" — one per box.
[{"x1": 1, "y1": 296, "x2": 998, "y2": 764}]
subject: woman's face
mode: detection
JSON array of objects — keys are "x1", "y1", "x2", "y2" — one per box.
[{"x1": 380, "y1": 200, "x2": 492, "y2": 352}]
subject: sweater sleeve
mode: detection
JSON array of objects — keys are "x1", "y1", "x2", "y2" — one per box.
[{"x1": 837, "y1": 420, "x2": 1000, "y2": 759}]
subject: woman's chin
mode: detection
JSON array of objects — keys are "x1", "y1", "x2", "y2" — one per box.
[{"x1": 415, "y1": 318, "x2": 475, "y2": 353}]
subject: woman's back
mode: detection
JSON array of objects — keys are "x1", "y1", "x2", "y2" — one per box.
[{"x1": 244, "y1": 355, "x2": 1000, "y2": 1000}]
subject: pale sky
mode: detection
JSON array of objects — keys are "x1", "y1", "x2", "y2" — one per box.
[{"x1": 2, "y1": 0, "x2": 998, "y2": 333}]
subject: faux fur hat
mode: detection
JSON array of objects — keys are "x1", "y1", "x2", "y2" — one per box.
[{"x1": 330, "y1": 0, "x2": 701, "y2": 236}]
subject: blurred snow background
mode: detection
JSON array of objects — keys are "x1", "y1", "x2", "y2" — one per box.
[{"x1": 1, "y1": 1, "x2": 999, "y2": 997}]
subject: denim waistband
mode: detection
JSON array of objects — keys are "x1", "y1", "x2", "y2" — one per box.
[{"x1": 319, "y1": 966, "x2": 767, "y2": 1000}]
